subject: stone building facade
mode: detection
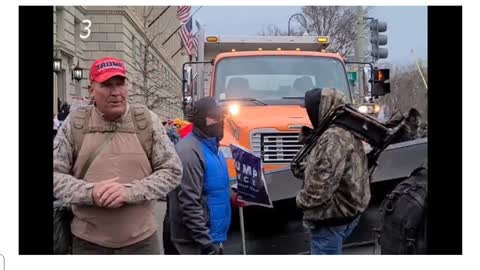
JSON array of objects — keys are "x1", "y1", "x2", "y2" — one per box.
[{"x1": 54, "y1": 6, "x2": 189, "y2": 119}]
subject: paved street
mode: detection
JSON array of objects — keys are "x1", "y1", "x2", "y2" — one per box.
[
  {"x1": 156, "y1": 198, "x2": 381, "y2": 255},
  {"x1": 222, "y1": 199, "x2": 380, "y2": 255}
]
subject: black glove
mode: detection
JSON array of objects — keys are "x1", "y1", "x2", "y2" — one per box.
[
  {"x1": 299, "y1": 126, "x2": 314, "y2": 144},
  {"x1": 201, "y1": 243, "x2": 219, "y2": 255}
]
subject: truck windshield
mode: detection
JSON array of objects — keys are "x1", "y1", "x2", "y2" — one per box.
[{"x1": 213, "y1": 56, "x2": 351, "y2": 103}]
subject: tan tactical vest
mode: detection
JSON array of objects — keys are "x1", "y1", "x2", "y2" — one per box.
[{"x1": 69, "y1": 105, "x2": 156, "y2": 248}]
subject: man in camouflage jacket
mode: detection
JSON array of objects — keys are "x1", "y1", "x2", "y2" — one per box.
[
  {"x1": 53, "y1": 57, "x2": 182, "y2": 254},
  {"x1": 296, "y1": 88, "x2": 370, "y2": 255}
]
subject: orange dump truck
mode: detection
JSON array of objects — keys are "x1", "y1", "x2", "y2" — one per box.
[{"x1": 182, "y1": 35, "x2": 427, "y2": 202}]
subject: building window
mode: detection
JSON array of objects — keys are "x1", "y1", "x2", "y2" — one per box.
[
  {"x1": 56, "y1": 8, "x2": 65, "y2": 41},
  {"x1": 132, "y1": 36, "x2": 136, "y2": 60},
  {"x1": 57, "y1": 70, "x2": 66, "y2": 105},
  {"x1": 74, "y1": 18, "x2": 81, "y2": 49}
]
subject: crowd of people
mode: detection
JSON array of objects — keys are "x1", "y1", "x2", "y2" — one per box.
[{"x1": 53, "y1": 56, "x2": 426, "y2": 255}]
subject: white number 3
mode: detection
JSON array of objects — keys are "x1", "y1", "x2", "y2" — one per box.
[{"x1": 80, "y1": 19, "x2": 92, "y2": 39}]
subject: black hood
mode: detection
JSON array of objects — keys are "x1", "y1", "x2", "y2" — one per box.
[
  {"x1": 187, "y1": 97, "x2": 224, "y2": 140},
  {"x1": 304, "y1": 88, "x2": 348, "y2": 129},
  {"x1": 304, "y1": 88, "x2": 323, "y2": 129},
  {"x1": 187, "y1": 97, "x2": 216, "y2": 129}
]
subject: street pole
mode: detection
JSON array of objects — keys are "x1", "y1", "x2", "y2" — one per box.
[
  {"x1": 363, "y1": 16, "x2": 376, "y2": 97},
  {"x1": 355, "y1": 6, "x2": 365, "y2": 103},
  {"x1": 288, "y1": 13, "x2": 307, "y2": 36}
]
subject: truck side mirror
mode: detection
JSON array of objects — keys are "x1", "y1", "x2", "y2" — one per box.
[
  {"x1": 183, "y1": 67, "x2": 193, "y2": 96},
  {"x1": 372, "y1": 68, "x2": 390, "y2": 96},
  {"x1": 362, "y1": 67, "x2": 371, "y2": 97},
  {"x1": 182, "y1": 67, "x2": 194, "y2": 114}
]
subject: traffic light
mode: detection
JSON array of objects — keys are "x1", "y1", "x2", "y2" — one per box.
[
  {"x1": 371, "y1": 68, "x2": 390, "y2": 96},
  {"x1": 370, "y1": 19, "x2": 388, "y2": 60}
]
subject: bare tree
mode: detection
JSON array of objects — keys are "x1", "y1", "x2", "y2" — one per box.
[
  {"x1": 297, "y1": 6, "x2": 368, "y2": 56},
  {"x1": 258, "y1": 24, "x2": 303, "y2": 36},
  {"x1": 259, "y1": 6, "x2": 369, "y2": 57},
  {"x1": 128, "y1": 7, "x2": 182, "y2": 118},
  {"x1": 378, "y1": 61, "x2": 428, "y2": 122}
]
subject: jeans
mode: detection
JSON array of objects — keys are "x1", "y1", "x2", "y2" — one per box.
[{"x1": 309, "y1": 216, "x2": 360, "y2": 255}]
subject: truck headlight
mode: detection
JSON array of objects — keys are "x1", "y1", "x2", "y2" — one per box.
[
  {"x1": 219, "y1": 146, "x2": 233, "y2": 159},
  {"x1": 358, "y1": 105, "x2": 369, "y2": 114},
  {"x1": 357, "y1": 104, "x2": 379, "y2": 114},
  {"x1": 228, "y1": 104, "x2": 240, "y2": 116}
]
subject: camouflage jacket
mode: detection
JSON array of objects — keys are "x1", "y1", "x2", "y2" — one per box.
[
  {"x1": 53, "y1": 105, "x2": 182, "y2": 205},
  {"x1": 296, "y1": 88, "x2": 370, "y2": 227}
]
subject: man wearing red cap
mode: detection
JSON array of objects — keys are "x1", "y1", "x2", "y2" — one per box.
[{"x1": 53, "y1": 57, "x2": 182, "y2": 254}]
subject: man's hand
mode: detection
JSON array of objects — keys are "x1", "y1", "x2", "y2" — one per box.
[
  {"x1": 97, "y1": 181, "x2": 129, "y2": 208},
  {"x1": 92, "y1": 177, "x2": 119, "y2": 207},
  {"x1": 200, "y1": 243, "x2": 220, "y2": 255},
  {"x1": 231, "y1": 193, "x2": 246, "y2": 208}
]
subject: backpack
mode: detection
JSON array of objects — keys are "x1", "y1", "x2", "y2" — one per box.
[
  {"x1": 375, "y1": 167, "x2": 428, "y2": 254},
  {"x1": 70, "y1": 104, "x2": 154, "y2": 159}
]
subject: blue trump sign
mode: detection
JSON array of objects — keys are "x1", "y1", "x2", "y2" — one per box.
[{"x1": 230, "y1": 144, "x2": 272, "y2": 208}]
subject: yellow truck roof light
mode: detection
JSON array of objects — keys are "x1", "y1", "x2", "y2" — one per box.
[
  {"x1": 258, "y1": 48, "x2": 263, "y2": 51},
  {"x1": 206, "y1": 36, "x2": 218, "y2": 43},
  {"x1": 277, "y1": 48, "x2": 282, "y2": 51},
  {"x1": 296, "y1": 48, "x2": 301, "y2": 51},
  {"x1": 317, "y1": 36, "x2": 329, "y2": 43},
  {"x1": 231, "y1": 49, "x2": 236, "y2": 52}
]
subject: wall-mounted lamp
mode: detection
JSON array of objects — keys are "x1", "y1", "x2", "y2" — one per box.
[
  {"x1": 72, "y1": 58, "x2": 83, "y2": 81},
  {"x1": 53, "y1": 50, "x2": 62, "y2": 73}
]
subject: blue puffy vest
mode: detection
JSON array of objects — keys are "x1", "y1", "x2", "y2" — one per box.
[{"x1": 198, "y1": 137, "x2": 231, "y2": 243}]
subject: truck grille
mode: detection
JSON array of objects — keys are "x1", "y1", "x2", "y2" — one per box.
[{"x1": 251, "y1": 132, "x2": 302, "y2": 164}]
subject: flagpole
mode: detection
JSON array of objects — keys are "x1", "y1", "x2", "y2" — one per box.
[
  {"x1": 148, "y1": 6, "x2": 170, "y2": 28},
  {"x1": 162, "y1": 24, "x2": 183, "y2": 46},
  {"x1": 239, "y1": 206, "x2": 247, "y2": 255},
  {"x1": 411, "y1": 49, "x2": 428, "y2": 91},
  {"x1": 171, "y1": 45, "x2": 183, "y2": 59},
  {"x1": 190, "y1": 6, "x2": 203, "y2": 17}
]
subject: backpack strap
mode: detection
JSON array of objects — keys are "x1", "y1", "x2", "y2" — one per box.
[
  {"x1": 130, "y1": 105, "x2": 154, "y2": 160},
  {"x1": 70, "y1": 105, "x2": 154, "y2": 162},
  {"x1": 70, "y1": 106, "x2": 93, "y2": 156}
]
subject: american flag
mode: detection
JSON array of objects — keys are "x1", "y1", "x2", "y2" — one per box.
[
  {"x1": 176, "y1": 6, "x2": 191, "y2": 24},
  {"x1": 192, "y1": 32, "x2": 199, "y2": 58},
  {"x1": 177, "y1": 6, "x2": 193, "y2": 56}
]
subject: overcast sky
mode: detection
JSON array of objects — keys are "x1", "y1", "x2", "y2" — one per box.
[{"x1": 193, "y1": 6, "x2": 427, "y2": 66}]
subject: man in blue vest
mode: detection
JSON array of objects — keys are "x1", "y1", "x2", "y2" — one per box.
[{"x1": 168, "y1": 97, "x2": 231, "y2": 255}]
